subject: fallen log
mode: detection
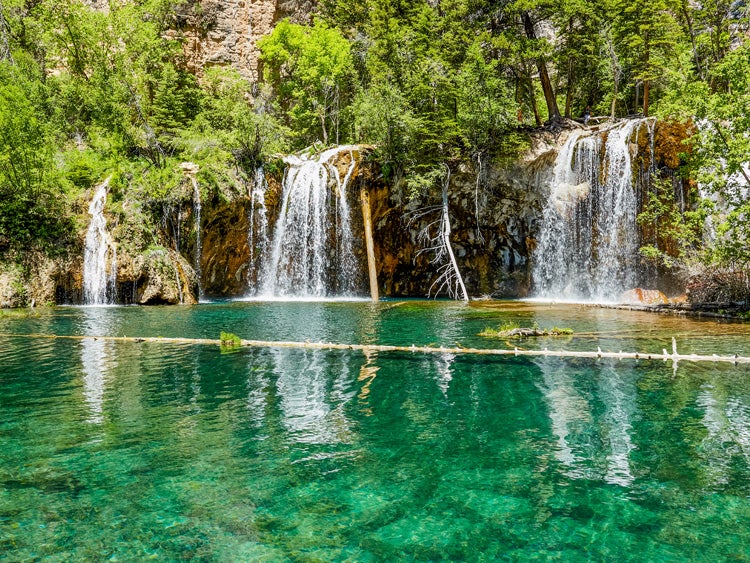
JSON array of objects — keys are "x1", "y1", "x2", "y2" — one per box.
[{"x1": 2, "y1": 333, "x2": 749, "y2": 366}]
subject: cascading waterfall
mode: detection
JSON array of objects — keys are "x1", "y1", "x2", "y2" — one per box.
[
  {"x1": 247, "y1": 167, "x2": 270, "y2": 288},
  {"x1": 258, "y1": 146, "x2": 361, "y2": 298},
  {"x1": 190, "y1": 176, "x2": 203, "y2": 299},
  {"x1": 83, "y1": 179, "x2": 117, "y2": 305},
  {"x1": 533, "y1": 119, "x2": 653, "y2": 301},
  {"x1": 329, "y1": 150, "x2": 357, "y2": 294}
]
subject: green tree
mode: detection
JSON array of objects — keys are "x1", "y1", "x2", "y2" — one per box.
[
  {"x1": 259, "y1": 19, "x2": 356, "y2": 146},
  {"x1": 0, "y1": 59, "x2": 71, "y2": 252},
  {"x1": 613, "y1": 0, "x2": 681, "y2": 116}
]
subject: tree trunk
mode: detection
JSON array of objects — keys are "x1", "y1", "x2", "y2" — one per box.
[
  {"x1": 522, "y1": 11, "x2": 560, "y2": 122},
  {"x1": 565, "y1": 56, "x2": 573, "y2": 119},
  {"x1": 607, "y1": 30, "x2": 620, "y2": 119},
  {"x1": 564, "y1": 18, "x2": 573, "y2": 119},
  {"x1": 611, "y1": 80, "x2": 617, "y2": 119},
  {"x1": 680, "y1": 1, "x2": 703, "y2": 80},
  {"x1": 320, "y1": 112, "x2": 328, "y2": 145},
  {"x1": 0, "y1": 3, "x2": 12, "y2": 63},
  {"x1": 642, "y1": 32, "x2": 650, "y2": 116},
  {"x1": 526, "y1": 73, "x2": 542, "y2": 127},
  {"x1": 360, "y1": 189, "x2": 379, "y2": 302},
  {"x1": 440, "y1": 169, "x2": 468, "y2": 302}
]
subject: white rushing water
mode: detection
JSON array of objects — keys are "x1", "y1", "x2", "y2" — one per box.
[
  {"x1": 191, "y1": 176, "x2": 203, "y2": 299},
  {"x1": 533, "y1": 119, "x2": 653, "y2": 302},
  {"x1": 83, "y1": 179, "x2": 117, "y2": 305},
  {"x1": 248, "y1": 166, "x2": 270, "y2": 289},
  {"x1": 257, "y1": 146, "x2": 361, "y2": 298}
]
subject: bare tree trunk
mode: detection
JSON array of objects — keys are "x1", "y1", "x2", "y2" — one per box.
[
  {"x1": 410, "y1": 166, "x2": 469, "y2": 301},
  {"x1": 360, "y1": 189, "x2": 379, "y2": 302},
  {"x1": 523, "y1": 11, "x2": 560, "y2": 122},
  {"x1": 606, "y1": 28, "x2": 620, "y2": 119},
  {"x1": 611, "y1": 80, "x2": 617, "y2": 119},
  {"x1": 440, "y1": 169, "x2": 468, "y2": 302},
  {"x1": 642, "y1": 33, "x2": 650, "y2": 116},
  {"x1": 679, "y1": 0, "x2": 703, "y2": 80},
  {"x1": 564, "y1": 18, "x2": 573, "y2": 119},
  {"x1": 320, "y1": 112, "x2": 328, "y2": 145}
]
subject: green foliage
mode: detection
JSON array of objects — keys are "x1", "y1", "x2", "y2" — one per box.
[
  {"x1": 658, "y1": 40, "x2": 750, "y2": 268},
  {"x1": 220, "y1": 331, "x2": 242, "y2": 353},
  {"x1": 259, "y1": 19, "x2": 356, "y2": 147},
  {"x1": 352, "y1": 81, "x2": 420, "y2": 176},
  {"x1": 456, "y1": 38, "x2": 515, "y2": 155},
  {"x1": 478, "y1": 322, "x2": 574, "y2": 338},
  {"x1": 193, "y1": 68, "x2": 289, "y2": 172},
  {"x1": 0, "y1": 0, "x2": 749, "y2": 277},
  {"x1": 0, "y1": 59, "x2": 73, "y2": 253},
  {"x1": 637, "y1": 178, "x2": 707, "y2": 269}
]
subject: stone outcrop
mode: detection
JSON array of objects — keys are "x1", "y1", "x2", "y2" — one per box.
[
  {"x1": 55, "y1": 247, "x2": 199, "y2": 306},
  {"x1": 1, "y1": 120, "x2": 694, "y2": 307},
  {"x1": 0, "y1": 252, "x2": 73, "y2": 308},
  {"x1": 190, "y1": 143, "x2": 548, "y2": 300}
]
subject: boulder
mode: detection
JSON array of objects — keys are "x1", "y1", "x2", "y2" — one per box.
[{"x1": 620, "y1": 288, "x2": 669, "y2": 305}]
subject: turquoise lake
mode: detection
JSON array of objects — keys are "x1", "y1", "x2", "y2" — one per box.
[{"x1": 1, "y1": 301, "x2": 750, "y2": 560}]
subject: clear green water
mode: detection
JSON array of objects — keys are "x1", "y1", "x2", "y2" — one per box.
[{"x1": 2, "y1": 301, "x2": 750, "y2": 561}]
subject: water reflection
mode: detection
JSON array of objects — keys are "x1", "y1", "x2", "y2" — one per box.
[
  {"x1": 272, "y1": 348, "x2": 357, "y2": 445},
  {"x1": 425, "y1": 305, "x2": 463, "y2": 396},
  {"x1": 536, "y1": 357, "x2": 593, "y2": 478},
  {"x1": 598, "y1": 364, "x2": 637, "y2": 486},
  {"x1": 246, "y1": 353, "x2": 271, "y2": 430},
  {"x1": 78, "y1": 308, "x2": 118, "y2": 424},
  {"x1": 535, "y1": 358, "x2": 638, "y2": 486},
  {"x1": 357, "y1": 350, "x2": 380, "y2": 416},
  {"x1": 698, "y1": 382, "x2": 750, "y2": 487}
]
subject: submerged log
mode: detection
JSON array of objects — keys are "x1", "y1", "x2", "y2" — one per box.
[{"x1": 3, "y1": 333, "x2": 749, "y2": 365}]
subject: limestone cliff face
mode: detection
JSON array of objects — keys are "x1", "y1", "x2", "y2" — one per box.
[{"x1": 176, "y1": 0, "x2": 316, "y2": 80}]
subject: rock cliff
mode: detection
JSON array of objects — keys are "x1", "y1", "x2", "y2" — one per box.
[
  {"x1": 175, "y1": 0, "x2": 315, "y2": 80},
  {"x1": 83, "y1": 0, "x2": 315, "y2": 80}
]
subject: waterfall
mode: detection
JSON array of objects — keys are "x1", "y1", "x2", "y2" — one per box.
[
  {"x1": 329, "y1": 150, "x2": 357, "y2": 294},
  {"x1": 257, "y1": 146, "x2": 361, "y2": 298},
  {"x1": 83, "y1": 179, "x2": 117, "y2": 305},
  {"x1": 248, "y1": 167, "x2": 270, "y2": 289},
  {"x1": 533, "y1": 119, "x2": 653, "y2": 301},
  {"x1": 191, "y1": 176, "x2": 203, "y2": 299}
]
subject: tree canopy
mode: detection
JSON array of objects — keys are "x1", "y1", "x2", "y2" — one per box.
[{"x1": 0, "y1": 0, "x2": 748, "y2": 270}]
